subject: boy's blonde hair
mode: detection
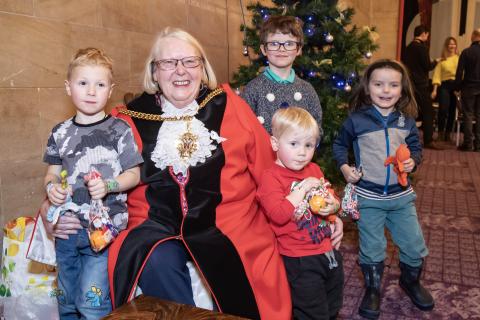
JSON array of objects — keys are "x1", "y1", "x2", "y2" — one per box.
[
  {"x1": 143, "y1": 27, "x2": 217, "y2": 94},
  {"x1": 67, "y1": 47, "x2": 113, "y2": 80},
  {"x1": 271, "y1": 107, "x2": 320, "y2": 142}
]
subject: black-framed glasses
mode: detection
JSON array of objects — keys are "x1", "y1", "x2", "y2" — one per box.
[
  {"x1": 264, "y1": 41, "x2": 300, "y2": 51},
  {"x1": 153, "y1": 56, "x2": 203, "y2": 71}
]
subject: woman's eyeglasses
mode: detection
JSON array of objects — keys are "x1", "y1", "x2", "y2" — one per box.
[
  {"x1": 154, "y1": 56, "x2": 203, "y2": 71},
  {"x1": 264, "y1": 41, "x2": 300, "y2": 51}
]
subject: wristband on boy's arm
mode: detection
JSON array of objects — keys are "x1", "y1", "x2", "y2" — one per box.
[
  {"x1": 104, "y1": 179, "x2": 119, "y2": 193},
  {"x1": 45, "y1": 181, "x2": 54, "y2": 194}
]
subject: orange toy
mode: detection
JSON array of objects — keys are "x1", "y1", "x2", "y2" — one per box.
[
  {"x1": 309, "y1": 195, "x2": 326, "y2": 213},
  {"x1": 308, "y1": 194, "x2": 337, "y2": 223},
  {"x1": 384, "y1": 144, "x2": 410, "y2": 186}
]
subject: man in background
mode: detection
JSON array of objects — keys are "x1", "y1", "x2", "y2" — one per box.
[
  {"x1": 403, "y1": 25, "x2": 441, "y2": 149},
  {"x1": 455, "y1": 28, "x2": 480, "y2": 151}
]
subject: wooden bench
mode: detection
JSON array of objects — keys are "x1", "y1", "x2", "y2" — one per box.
[{"x1": 103, "y1": 295, "x2": 250, "y2": 320}]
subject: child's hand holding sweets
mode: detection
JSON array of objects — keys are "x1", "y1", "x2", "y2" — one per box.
[
  {"x1": 46, "y1": 180, "x2": 70, "y2": 206},
  {"x1": 313, "y1": 191, "x2": 340, "y2": 217},
  {"x1": 45, "y1": 168, "x2": 71, "y2": 206},
  {"x1": 286, "y1": 177, "x2": 321, "y2": 206},
  {"x1": 340, "y1": 165, "x2": 363, "y2": 184},
  {"x1": 85, "y1": 176, "x2": 109, "y2": 200},
  {"x1": 85, "y1": 171, "x2": 121, "y2": 200},
  {"x1": 257, "y1": 107, "x2": 344, "y2": 320}
]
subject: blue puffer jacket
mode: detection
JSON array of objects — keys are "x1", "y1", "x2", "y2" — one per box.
[{"x1": 333, "y1": 105, "x2": 422, "y2": 197}]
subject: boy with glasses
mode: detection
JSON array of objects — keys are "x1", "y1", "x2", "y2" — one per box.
[{"x1": 241, "y1": 15, "x2": 322, "y2": 135}]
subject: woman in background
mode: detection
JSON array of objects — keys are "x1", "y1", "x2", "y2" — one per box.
[{"x1": 431, "y1": 37, "x2": 459, "y2": 141}]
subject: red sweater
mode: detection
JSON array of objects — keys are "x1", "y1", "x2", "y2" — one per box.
[{"x1": 257, "y1": 162, "x2": 333, "y2": 257}]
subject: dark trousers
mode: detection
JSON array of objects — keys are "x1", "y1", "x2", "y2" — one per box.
[
  {"x1": 282, "y1": 250, "x2": 344, "y2": 320},
  {"x1": 138, "y1": 240, "x2": 195, "y2": 306},
  {"x1": 461, "y1": 89, "x2": 480, "y2": 148},
  {"x1": 414, "y1": 84, "x2": 434, "y2": 145},
  {"x1": 437, "y1": 80, "x2": 457, "y2": 134}
]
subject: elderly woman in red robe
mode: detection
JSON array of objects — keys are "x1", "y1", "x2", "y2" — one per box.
[{"x1": 44, "y1": 27, "x2": 344, "y2": 319}]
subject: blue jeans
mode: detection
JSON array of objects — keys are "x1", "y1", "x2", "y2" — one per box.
[
  {"x1": 356, "y1": 193, "x2": 428, "y2": 267},
  {"x1": 55, "y1": 229, "x2": 112, "y2": 319}
]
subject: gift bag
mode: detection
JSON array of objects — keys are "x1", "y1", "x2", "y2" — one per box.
[
  {"x1": 26, "y1": 212, "x2": 56, "y2": 266},
  {"x1": 84, "y1": 168, "x2": 119, "y2": 252},
  {"x1": 0, "y1": 217, "x2": 58, "y2": 319}
]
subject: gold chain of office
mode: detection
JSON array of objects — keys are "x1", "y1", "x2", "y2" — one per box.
[{"x1": 118, "y1": 88, "x2": 224, "y2": 121}]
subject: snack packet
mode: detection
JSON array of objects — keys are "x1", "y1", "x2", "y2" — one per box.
[{"x1": 83, "y1": 168, "x2": 118, "y2": 252}]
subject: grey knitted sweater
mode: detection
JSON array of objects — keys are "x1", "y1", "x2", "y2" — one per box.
[{"x1": 241, "y1": 73, "x2": 323, "y2": 134}]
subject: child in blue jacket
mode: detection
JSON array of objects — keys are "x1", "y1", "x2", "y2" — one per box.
[{"x1": 333, "y1": 59, "x2": 434, "y2": 319}]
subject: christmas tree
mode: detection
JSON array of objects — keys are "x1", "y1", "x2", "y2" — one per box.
[{"x1": 231, "y1": 0, "x2": 378, "y2": 186}]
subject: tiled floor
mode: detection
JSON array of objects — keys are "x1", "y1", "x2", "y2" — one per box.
[{"x1": 338, "y1": 140, "x2": 480, "y2": 320}]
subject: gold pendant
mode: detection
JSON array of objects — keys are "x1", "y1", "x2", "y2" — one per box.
[{"x1": 177, "y1": 122, "x2": 198, "y2": 160}]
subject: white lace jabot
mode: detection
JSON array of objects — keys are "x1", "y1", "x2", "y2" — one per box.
[{"x1": 150, "y1": 95, "x2": 226, "y2": 175}]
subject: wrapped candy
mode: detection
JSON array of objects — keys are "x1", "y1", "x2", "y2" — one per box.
[
  {"x1": 309, "y1": 194, "x2": 327, "y2": 213},
  {"x1": 292, "y1": 178, "x2": 337, "y2": 246},
  {"x1": 340, "y1": 183, "x2": 360, "y2": 220},
  {"x1": 293, "y1": 178, "x2": 337, "y2": 224},
  {"x1": 83, "y1": 168, "x2": 118, "y2": 252}
]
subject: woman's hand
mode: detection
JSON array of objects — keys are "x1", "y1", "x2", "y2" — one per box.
[
  {"x1": 340, "y1": 164, "x2": 362, "y2": 184},
  {"x1": 402, "y1": 158, "x2": 416, "y2": 173},
  {"x1": 431, "y1": 90, "x2": 437, "y2": 100},
  {"x1": 40, "y1": 199, "x2": 82, "y2": 239},
  {"x1": 331, "y1": 216, "x2": 344, "y2": 250}
]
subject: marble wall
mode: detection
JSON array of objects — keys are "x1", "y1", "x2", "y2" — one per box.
[{"x1": 0, "y1": 0, "x2": 398, "y2": 235}]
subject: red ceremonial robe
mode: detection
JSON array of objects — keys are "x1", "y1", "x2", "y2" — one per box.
[{"x1": 108, "y1": 84, "x2": 291, "y2": 319}]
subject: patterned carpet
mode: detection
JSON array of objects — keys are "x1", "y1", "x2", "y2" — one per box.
[{"x1": 338, "y1": 143, "x2": 480, "y2": 320}]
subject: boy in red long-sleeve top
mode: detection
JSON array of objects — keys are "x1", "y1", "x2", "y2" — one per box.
[{"x1": 257, "y1": 106, "x2": 344, "y2": 320}]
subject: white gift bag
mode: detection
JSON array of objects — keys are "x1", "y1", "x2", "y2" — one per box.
[
  {"x1": 0, "y1": 217, "x2": 58, "y2": 320},
  {"x1": 26, "y1": 214, "x2": 56, "y2": 266}
]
